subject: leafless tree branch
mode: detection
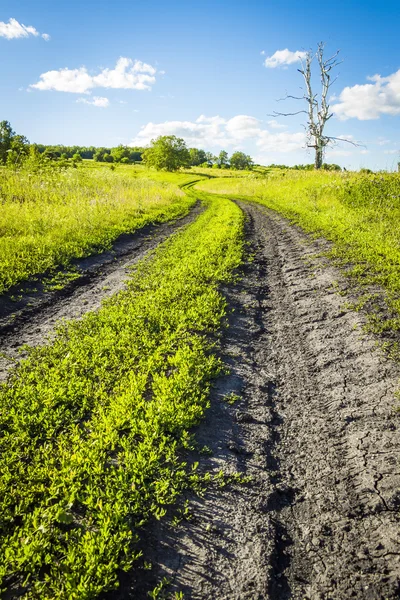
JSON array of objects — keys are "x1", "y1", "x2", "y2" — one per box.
[{"x1": 267, "y1": 110, "x2": 308, "y2": 117}]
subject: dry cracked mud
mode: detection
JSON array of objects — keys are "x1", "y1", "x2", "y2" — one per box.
[
  {"x1": 0, "y1": 204, "x2": 202, "y2": 381},
  {"x1": 130, "y1": 201, "x2": 400, "y2": 600}
]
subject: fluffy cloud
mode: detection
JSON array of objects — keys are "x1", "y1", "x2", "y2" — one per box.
[
  {"x1": 130, "y1": 114, "x2": 305, "y2": 153},
  {"x1": 256, "y1": 130, "x2": 305, "y2": 152},
  {"x1": 264, "y1": 49, "x2": 306, "y2": 68},
  {"x1": 333, "y1": 70, "x2": 400, "y2": 120},
  {"x1": 267, "y1": 119, "x2": 286, "y2": 130},
  {"x1": 225, "y1": 115, "x2": 261, "y2": 139},
  {"x1": 30, "y1": 57, "x2": 157, "y2": 93},
  {"x1": 0, "y1": 18, "x2": 49, "y2": 40},
  {"x1": 77, "y1": 96, "x2": 110, "y2": 108}
]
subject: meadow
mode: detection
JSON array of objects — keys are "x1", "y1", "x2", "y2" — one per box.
[
  {"x1": 0, "y1": 164, "x2": 195, "y2": 294},
  {"x1": 2, "y1": 161, "x2": 400, "y2": 597}
]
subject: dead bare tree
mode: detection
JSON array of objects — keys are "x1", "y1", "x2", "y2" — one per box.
[{"x1": 270, "y1": 42, "x2": 359, "y2": 169}]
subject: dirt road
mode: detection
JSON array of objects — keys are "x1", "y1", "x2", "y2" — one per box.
[
  {"x1": 134, "y1": 201, "x2": 400, "y2": 599},
  {"x1": 0, "y1": 205, "x2": 202, "y2": 381}
]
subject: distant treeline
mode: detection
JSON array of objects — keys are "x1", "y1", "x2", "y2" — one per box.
[
  {"x1": 35, "y1": 145, "x2": 145, "y2": 164},
  {"x1": 267, "y1": 163, "x2": 343, "y2": 171}
]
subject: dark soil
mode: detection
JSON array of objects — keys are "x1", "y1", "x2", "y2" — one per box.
[
  {"x1": 131, "y1": 201, "x2": 400, "y2": 599},
  {"x1": 0, "y1": 204, "x2": 202, "y2": 380}
]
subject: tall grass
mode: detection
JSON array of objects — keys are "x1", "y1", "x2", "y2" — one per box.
[{"x1": 0, "y1": 165, "x2": 193, "y2": 294}]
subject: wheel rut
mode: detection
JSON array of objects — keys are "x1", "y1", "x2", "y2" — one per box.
[
  {"x1": 133, "y1": 200, "x2": 400, "y2": 599},
  {"x1": 0, "y1": 203, "x2": 202, "y2": 381}
]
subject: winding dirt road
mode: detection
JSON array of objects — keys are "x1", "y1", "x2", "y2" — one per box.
[
  {"x1": 2, "y1": 197, "x2": 400, "y2": 599},
  {"x1": 134, "y1": 201, "x2": 400, "y2": 600}
]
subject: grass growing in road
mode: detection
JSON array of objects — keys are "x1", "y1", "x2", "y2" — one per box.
[
  {"x1": 197, "y1": 170, "x2": 400, "y2": 340},
  {"x1": 0, "y1": 164, "x2": 195, "y2": 294},
  {"x1": 0, "y1": 189, "x2": 244, "y2": 599}
]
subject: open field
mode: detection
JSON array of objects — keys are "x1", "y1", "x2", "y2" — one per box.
[
  {"x1": 1, "y1": 165, "x2": 400, "y2": 598},
  {"x1": 0, "y1": 165, "x2": 195, "y2": 294}
]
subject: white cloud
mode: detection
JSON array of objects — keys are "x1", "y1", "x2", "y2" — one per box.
[
  {"x1": 77, "y1": 96, "x2": 110, "y2": 108},
  {"x1": 130, "y1": 114, "x2": 305, "y2": 153},
  {"x1": 131, "y1": 115, "x2": 230, "y2": 148},
  {"x1": 256, "y1": 130, "x2": 305, "y2": 152},
  {"x1": 0, "y1": 17, "x2": 50, "y2": 40},
  {"x1": 384, "y1": 149, "x2": 398, "y2": 155},
  {"x1": 326, "y1": 149, "x2": 353, "y2": 157},
  {"x1": 264, "y1": 49, "x2": 307, "y2": 69},
  {"x1": 333, "y1": 70, "x2": 400, "y2": 120},
  {"x1": 225, "y1": 115, "x2": 261, "y2": 139},
  {"x1": 267, "y1": 119, "x2": 286, "y2": 130},
  {"x1": 0, "y1": 18, "x2": 38, "y2": 39},
  {"x1": 30, "y1": 57, "x2": 157, "y2": 94},
  {"x1": 41, "y1": 33, "x2": 51, "y2": 41},
  {"x1": 336, "y1": 134, "x2": 355, "y2": 142}
]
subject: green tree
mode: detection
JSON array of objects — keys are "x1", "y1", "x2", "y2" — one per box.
[
  {"x1": 111, "y1": 145, "x2": 130, "y2": 163},
  {"x1": 6, "y1": 135, "x2": 30, "y2": 167},
  {"x1": 189, "y1": 148, "x2": 207, "y2": 166},
  {"x1": 217, "y1": 150, "x2": 229, "y2": 168},
  {"x1": 0, "y1": 121, "x2": 29, "y2": 165},
  {"x1": 230, "y1": 151, "x2": 254, "y2": 170},
  {"x1": 142, "y1": 135, "x2": 190, "y2": 171},
  {"x1": 205, "y1": 152, "x2": 215, "y2": 166},
  {"x1": 93, "y1": 149, "x2": 107, "y2": 162},
  {"x1": 129, "y1": 148, "x2": 143, "y2": 162}
]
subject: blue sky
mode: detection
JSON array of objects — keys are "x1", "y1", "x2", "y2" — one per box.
[{"x1": 1, "y1": 0, "x2": 400, "y2": 169}]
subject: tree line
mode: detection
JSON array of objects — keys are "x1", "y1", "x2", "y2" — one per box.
[
  {"x1": 142, "y1": 136, "x2": 254, "y2": 171},
  {"x1": 0, "y1": 121, "x2": 254, "y2": 172}
]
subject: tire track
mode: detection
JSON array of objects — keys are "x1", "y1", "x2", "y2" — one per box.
[
  {"x1": 0, "y1": 203, "x2": 202, "y2": 381},
  {"x1": 133, "y1": 200, "x2": 400, "y2": 599}
]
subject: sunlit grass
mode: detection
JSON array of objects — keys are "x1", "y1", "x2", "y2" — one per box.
[
  {"x1": 0, "y1": 189, "x2": 244, "y2": 598},
  {"x1": 197, "y1": 169, "x2": 400, "y2": 335},
  {"x1": 0, "y1": 164, "x2": 194, "y2": 294}
]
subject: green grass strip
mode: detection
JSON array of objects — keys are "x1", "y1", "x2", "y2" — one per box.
[{"x1": 0, "y1": 192, "x2": 244, "y2": 599}]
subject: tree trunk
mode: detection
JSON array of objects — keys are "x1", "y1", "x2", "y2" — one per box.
[{"x1": 314, "y1": 146, "x2": 323, "y2": 170}]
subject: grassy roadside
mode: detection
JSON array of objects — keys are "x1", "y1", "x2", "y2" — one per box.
[
  {"x1": 197, "y1": 171, "x2": 400, "y2": 347},
  {"x1": 0, "y1": 187, "x2": 244, "y2": 599},
  {"x1": 0, "y1": 165, "x2": 196, "y2": 295}
]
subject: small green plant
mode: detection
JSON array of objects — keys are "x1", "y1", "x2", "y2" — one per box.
[
  {"x1": 199, "y1": 445, "x2": 213, "y2": 456},
  {"x1": 224, "y1": 392, "x2": 241, "y2": 405},
  {"x1": 148, "y1": 578, "x2": 170, "y2": 599}
]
